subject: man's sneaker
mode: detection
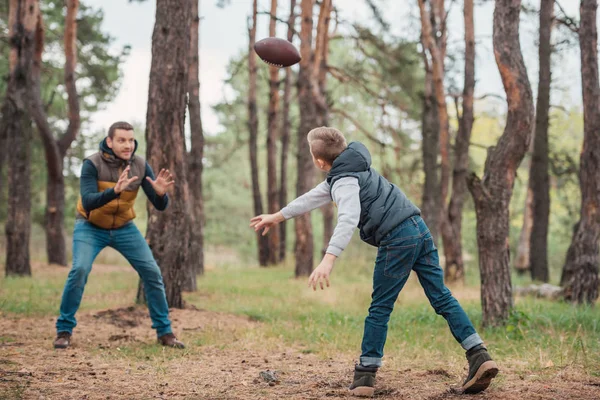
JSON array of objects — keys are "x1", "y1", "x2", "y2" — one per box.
[
  {"x1": 53, "y1": 332, "x2": 72, "y2": 349},
  {"x1": 461, "y1": 345, "x2": 498, "y2": 394},
  {"x1": 349, "y1": 364, "x2": 377, "y2": 397},
  {"x1": 158, "y1": 333, "x2": 185, "y2": 349}
]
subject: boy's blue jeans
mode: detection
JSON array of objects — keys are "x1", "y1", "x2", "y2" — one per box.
[
  {"x1": 56, "y1": 220, "x2": 172, "y2": 337},
  {"x1": 360, "y1": 215, "x2": 482, "y2": 367}
]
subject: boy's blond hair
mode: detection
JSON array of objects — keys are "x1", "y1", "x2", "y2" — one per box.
[{"x1": 307, "y1": 127, "x2": 348, "y2": 164}]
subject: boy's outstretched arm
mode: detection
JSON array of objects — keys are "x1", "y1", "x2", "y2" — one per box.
[
  {"x1": 308, "y1": 177, "x2": 360, "y2": 290},
  {"x1": 250, "y1": 180, "x2": 331, "y2": 235}
]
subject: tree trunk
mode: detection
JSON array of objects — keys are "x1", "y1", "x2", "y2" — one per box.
[
  {"x1": 514, "y1": 187, "x2": 533, "y2": 274},
  {"x1": 528, "y1": 0, "x2": 553, "y2": 283},
  {"x1": 266, "y1": 0, "x2": 281, "y2": 265},
  {"x1": 248, "y1": 0, "x2": 269, "y2": 266},
  {"x1": 420, "y1": 68, "x2": 440, "y2": 242},
  {"x1": 466, "y1": 0, "x2": 534, "y2": 327},
  {"x1": 0, "y1": 126, "x2": 5, "y2": 215},
  {"x1": 419, "y1": 0, "x2": 445, "y2": 244},
  {"x1": 43, "y1": 0, "x2": 81, "y2": 267},
  {"x1": 560, "y1": 0, "x2": 600, "y2": 304},
  {"x1": 26, "y1": 0, "x2": 81, "y2": 267},
  {"x1": 187, "y1": 0, "x2": 204, "y2": 284},
  {"x1": 313, "y1": 0, "x2": 333, "y2": 256},
  {"x1": 3, "y1": 0, "x2": 39, "y2": 276},
  {"x1": 444, "y1": 0, "x2": 475, "y2": 283},
  {"x1": 419, "y1": 0, "x2": 455, "y2": 280},
  {"x1": 279, "y1": 0, "x2": 297, "y2": 262},
  {"x1": 295, "y1": 0, "x2": 317, "y2": 277},
  {"x1": 142, "y1": 0, "x2": 192, "y2": 308}
]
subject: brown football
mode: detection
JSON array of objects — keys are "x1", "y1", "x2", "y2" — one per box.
[{"x1": 254, "y1": 37, "x2": 301, "y2": 68}]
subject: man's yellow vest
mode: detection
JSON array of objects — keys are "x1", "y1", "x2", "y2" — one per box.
[{"x1": 76, "y1": 151, "x2": 146, "y2": 229}]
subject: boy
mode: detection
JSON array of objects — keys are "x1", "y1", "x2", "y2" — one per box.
[
  {"x1": 53, "y1": 121, "x2": 185, "y2": 350},
  {"x1": 250, "y1": 127, "x2": 498, "y2": 396}
]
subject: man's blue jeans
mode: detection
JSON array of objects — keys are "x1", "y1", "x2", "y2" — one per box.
[
  {"x1": 360, "y1": 216, "x2": 482, "y2": 367},
  {"x1": 56, "y1": 220, "x2": 172, "y2": 337}
]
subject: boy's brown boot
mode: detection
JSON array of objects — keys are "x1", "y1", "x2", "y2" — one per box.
[
  {"x1": 53, "y1": 332, "x2": 71, "y2": 349},
  {"x1": 158, "y1": 333, "x2": 185, "y2": 349},
  {"x1": 349, "y1": 364, "x2": 377, "y2": 397},
  {"x1": 461, "y1": 345, "x2": 498, "y2": 394}
]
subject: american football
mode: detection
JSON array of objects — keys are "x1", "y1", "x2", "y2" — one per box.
[{"x1": 254, "y1": 37, "x2": 301, "y2": 68}]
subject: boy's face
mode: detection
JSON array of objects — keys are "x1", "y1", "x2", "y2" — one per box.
[{"x1": 107, "y1": 129, "x2": 135, "y2": 160}]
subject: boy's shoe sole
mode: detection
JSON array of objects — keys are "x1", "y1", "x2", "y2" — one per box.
[
  {"x1": 462, "y1": 360, "x2": 499, "y2": 394},
  {"x1": 349, "y1": 386, "x2": 375, "y2": 397}
]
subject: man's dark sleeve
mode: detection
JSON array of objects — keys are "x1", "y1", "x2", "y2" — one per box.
[
  {"x1": 142, "y1": 162, "x2": 169, "y2": 211},
  {"x1": 80, "y1": 160, "x2": 119, "y2": 213}
]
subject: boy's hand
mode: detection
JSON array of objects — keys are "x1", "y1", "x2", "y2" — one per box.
[
  {"x1": 114, "y1": 166, "x2": 138, "y2": 194},
  {"x1": 146, "y1": 168, "x2": 175, "y2": 196},
  {"x1": 308, "y1": 254, "x2": 337, "y2": 291},
  {"x1": 250, "y1": 212, "x2": 285, "y2": 236}
]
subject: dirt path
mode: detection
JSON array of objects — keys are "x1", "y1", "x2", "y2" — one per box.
[{"x1": 1, "y1": 306, "x2": 599, "y2": 399}]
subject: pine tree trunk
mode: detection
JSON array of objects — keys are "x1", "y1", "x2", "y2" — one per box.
[
  {"x1": 295, "y1": 0, "x2": 316, "y2": 277},
  {"x1": 142, "y1": 0, "x2": 192, "y2": 308},
  {"x1": 266, "y1": 0, "x2": 281, "y2": 265},
  {"x1": 467, "y1": 0, "x2": 534, "y2": 327},
  {"x1": 560, "y1": 0, "x2": 600, "y2": 304},
  {"x1": 279, "y1": 0, "x2": 297, "y2": 262},
  {"x1": 529, "y1": 0, "x2": 553, "y2": 283},
  {"x1": 45, "y1": 172, "x2": 67, "y2": 266},
  {"x1": 248, "y1": 0, "x2": 269, "y2": 266},
  {"x1": 420, "y1": 69, "x2": 440, "y2": 242},
  {"x1": 3, "y1": 0, "x2": 40, "y2": 277},
  {"x1": 445, "y1": 0, "x2": 475, "y2": 283},
  {"x1": 514, "y1": 187, "x2": 533, "y2": 274},
  {"x1": 419, "y1": 0, "x2": 454, "y2": 280},
  {"x1": 43, "y1": 0, "x2": 80, "y2": 267},
  {"x1": 316, "y1": 0, "x2": 333, "y2": 255},
  {"x1": 5, "y1": 111, "x2": 32, "y2": 277},
  {"x1": 187, "y1": 0, "x2": 204, "y2": 281},
  {"x1": 419, "y1": 2, "x2": 443, "y2": 243}
]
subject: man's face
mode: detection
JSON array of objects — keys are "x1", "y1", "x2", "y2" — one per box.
[{"x1": 107, "y1": 129, "x2": 135, "y2": 160}]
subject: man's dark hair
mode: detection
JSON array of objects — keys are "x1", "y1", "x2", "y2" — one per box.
[{"x1": 108, "y1": 121, "x2": 134, "y2": 139}]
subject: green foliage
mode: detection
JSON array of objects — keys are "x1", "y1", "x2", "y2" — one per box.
[{"x1": 0, "y1": 0, "x2": 127, "y2": 223}]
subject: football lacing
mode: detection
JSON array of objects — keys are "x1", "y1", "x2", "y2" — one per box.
[{"x1": 260, "y1": 58, "x2": 283, "y2": 68}]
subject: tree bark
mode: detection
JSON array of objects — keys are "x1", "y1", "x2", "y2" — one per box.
[
  {"x1": 279, "y1": 0, "x2": 297, "y2": 262},
  {"x1": 248, "y1": 0, "x2": 269, "y2": 266},
  {"x1": 444, "y1": 0, "x2": 475, "y2": 283},
  {"x1": 142, "y1": 0, "x2": 192, "y2": 308},
  {"x1": 419, "y1": 0, "x2": 454, "y2": 280},
  {"x1": 420, "y1": 67, "x2": 440, "y2": 242},
  {"x1": 25, "y1": 0, "x2": 81, "y2": 267},
  {"x1": 3, "y1": 0, "x2": 39, "y2": 276},
  {"x1": 295, "y1": 0, "x2": 317, "y2": 277},
  {"x1": 529, "y1": 0, "x2": 553, "y2": 283},
  {"x1": 47, "y1": 0, "x2": 80, "y2": 267},
  {"x1": 419, "y1": 0, "x2": 445, "y2": 244},
  {"x1": 466, "y1": 0, "x2": 534, "y2": 327},
  {"x1": 514, "y1": 186, "x2": 533, "y2": 274},
  {"x1": 266, "y1": 0, "x2": 281, "y2": 265},
  {"x1": 315, "y1": 0, "x2": 333, "y2": 255},
  {"x1": 187, "y1": 0, "x2": 204, "y2": 284},
  {"x1": 560, "y1": 0, "x2": 600, "y2": 304}
]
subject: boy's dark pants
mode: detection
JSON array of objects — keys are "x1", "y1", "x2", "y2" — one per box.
[{"x1": 360, "y1": 216, "x2": 482, "y2": 367}]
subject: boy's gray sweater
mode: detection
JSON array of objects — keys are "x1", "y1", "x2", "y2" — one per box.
[{"x1": 281, "y1": 141, "x2": 420, "y2": 257}]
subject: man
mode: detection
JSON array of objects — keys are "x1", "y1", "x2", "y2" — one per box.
[{"x1": 54, "y1": 121, "x2": 185, "y2": 349}]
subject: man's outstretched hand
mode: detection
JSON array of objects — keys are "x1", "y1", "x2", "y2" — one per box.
[
  {"x1": 114, "y1": 166, "x2": 138, "y2": 194},
  {"x1": 146, "y1": 168, "x2": 175, "y2": 196}
]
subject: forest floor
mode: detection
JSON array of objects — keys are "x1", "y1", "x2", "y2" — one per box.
[{"x1": 1, "y1": 259, "x2": 599, "y2": 400}]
